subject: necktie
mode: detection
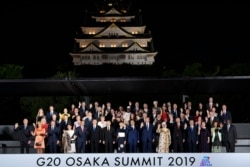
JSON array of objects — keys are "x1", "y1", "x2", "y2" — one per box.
[
  {"x1": 93, "y1": 126, "x2": 96, "y2": 131},
  {"x1": 147, "y1": 124, "x2": 149, "y2": 130},
  {"x1": 24, "y1": 126, "x2": 26, "y2": 130}
]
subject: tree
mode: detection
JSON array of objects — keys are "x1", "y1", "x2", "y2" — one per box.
[{"x1": 0, "y1": 64, "x2": 23, "y2": 78}]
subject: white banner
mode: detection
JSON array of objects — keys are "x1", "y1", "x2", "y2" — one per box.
[{"x1": 1, "y1": 153, "x2": 250, "y2": 167}]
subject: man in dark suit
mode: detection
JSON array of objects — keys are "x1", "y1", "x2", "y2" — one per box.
[
  {"x1": 14, "y1": 118, "x2": 32, "y2": 153},
  {"x1": 59, "y1": 115, "x2": 71, "y2": 135},
  {"x1": 102, "y1": 120, "x2": 116, "y2": 153},
  {"x1": 172, "y1": 117, "x2": 185, "y2": 152},
  {"x1": 220, "y1": 104, "x2": 232, "y2": 125},
  {"x1": 172, "y1": 103, "x2": 180, "y2": 119},
  {"x1": 186, "y1": 119, "x2": 198, "y2": 152},
  {"x1": 88, "y1": 119, "x2": 102, "y2": 153},
  {"x1": 46, "y1": 105, "x2": 58, "y2": 124},
  {"x1": 47, "y1": 120, "x2": 61, "y2": 153},
  {"x1": 207, "y1": 109, "x2": 219, "y2": 130},
  {"x1": 127, "y1": 119, "x2": 140, "y2": 153},
  {"x1": 223, "y1": 119, "x2": 237, "y2": 152},
  {"x1": 74, "y1": 120, "x2": 89, "y2": 153},
  {"x1": 140, "y1": 116, "x2": 155, "y2": 153},
  {"x1": 206, "y1": 97, "x2": 217, "y2": 111}
]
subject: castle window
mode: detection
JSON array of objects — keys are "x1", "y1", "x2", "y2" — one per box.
[
  {"x1": 80, "y1": 43, "x2": 87, "y2": 48},
  {"x1": 120, "y1": 19, "x2": 126, "y2": 22},
  {"x1": 111, "y1": 43, "x2": 117, "y2": 47},
  {"x1": 100, "y1": 19, "x2": 106, "y2": 22},
  {"x1": 89, "y1": 31, "x2": 96, "y2": 35},
  {"x1": 111, "y1": 19, "x2": 117, "y2": 22},
  {"x1": 99, "y1": 43, "x2": 105, "y2": 48},
  {"x1": 122, "y1": 43, "x2": 128, "y2": 47},
  {"x1": 132, "y1": 31, "x2": 138, "y2": 34},
  {"x1": 121, "y1": 9, "x2": 127, "y2": 13},
  {"x1": 141, "y1": 43, "x2": 146, "y2": 47}
]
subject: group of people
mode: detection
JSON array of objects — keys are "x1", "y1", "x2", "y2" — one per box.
[{"x1": 14, "y1": 97, "x2": 238, "y2": 154}]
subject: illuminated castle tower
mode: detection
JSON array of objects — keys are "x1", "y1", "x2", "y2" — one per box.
[{"x1": 70, "y1": 0, "x2": 158, "y2": 65}]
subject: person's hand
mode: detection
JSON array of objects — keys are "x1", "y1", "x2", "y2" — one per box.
[
  {"x1": 157, "y1": 124, "x2": 161, "y2": 129},
  {"x1": 140, "y1": 122, "x2": 144, "y2": 128},
  {"x1": 184, "y1": 123, "x2": 187, "y2": 129},
  {"x1": 14, "y1": 123, "x2": 18, "y2": 129}
]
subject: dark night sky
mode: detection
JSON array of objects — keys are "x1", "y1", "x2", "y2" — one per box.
[
  {"x1": 1, "y1": 1, "x2": 250, "y2": 124},
  {"x1": 1, "y1": 0, "x2": 250, "y2": 76}
]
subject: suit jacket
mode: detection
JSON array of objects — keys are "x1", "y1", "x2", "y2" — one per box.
[
  {"x1": 74, "y1": 126, "x2": 88, "y2": 143},
  {"x1": 46, "y1": 111, "x2": 58, "y2": 123},
  {"x1": 172, "y1": 124, "x2": 185, "y2": 141},
  {"x1": 47, "y1": 126, "x2": 61, "y2": 144},
  {"x1": 102, "y1": 126, "x2": 116, "y2": 143},
  {"x1": 187, "y1": 126, "x2": 198, "y2": 142},
  {"x1": 93, "y1": 112, "x2": 102, "y2": 121},
  {"x1": 60, "y1": 120, "x2": 71, "y2": 131},
  {"x1": 223, "y1": 124, "x2": 237, "y2": 143},
  {"x1": 89, "y1": 125, "x2": 102, "y2": 142},
  {"x1": 127, "y1": 126, "x2": 139, "y2": 143},
  {"x1": 171, "y1": 109, "x2": 180, "y2": 119},
  {"x1": 207, "y1": 116, "x2": 219, "y2": 130},
  {"x1": 15, "y1": 125, "x2": 32, "y2": 142},
  {"x1": 206, "y1": 103, "x2": 217, "y2": 111},
  {"x1": 220, "y1": 111, "x2": 232, "y2": 124},
  {"x1": 140, "y1": 123, "x2": 155, "y2": 142}
]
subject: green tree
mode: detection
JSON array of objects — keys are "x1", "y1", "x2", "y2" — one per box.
[
  {"x1": 0, "y1": 64, "x2": 23, "y2": 78},
  {"x1": 54, "y1": 70, "x2": 79, "y2": 79},
  {"x1": 222, "y1": 63, "x2": 250, "y2": 76},
  {"x1": 19, "y1": 70, "x2": 81, "y2": 121},
  {"x1": 182, "y1": 63, "x2": 203, "y2": 77}
]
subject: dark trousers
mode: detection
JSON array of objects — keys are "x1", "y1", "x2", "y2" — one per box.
[
  {"x1": 142, "y1": 139, "x2": 153, "y2": 153},
  {"x1": 225, "y1": 141, "x2": 235, "y2": 152},
  {"x1": 173, "y1": 139, "x2": 183, "y2": 152},
  {"x1": 188, "y1": 140, "x2": 197, "y2": 152},
  {"x1": 104, "y1": 141, "x2": 113, "y2": 153},
  {"x1": 49, "y1": 142, "x2": 57, "y2": 153},
  {"x1": 20, "y1": 141, "x2": 30, "y2": 153},
  {"x1": 76, "y1": 141, "x2": 86, "y2": 153},
  {"x1": 91, "y1": 141, "x2": 100, "y2": 153},
  {"x1": 128, "y1": 141, "x2": 137, "y2": 153}
]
